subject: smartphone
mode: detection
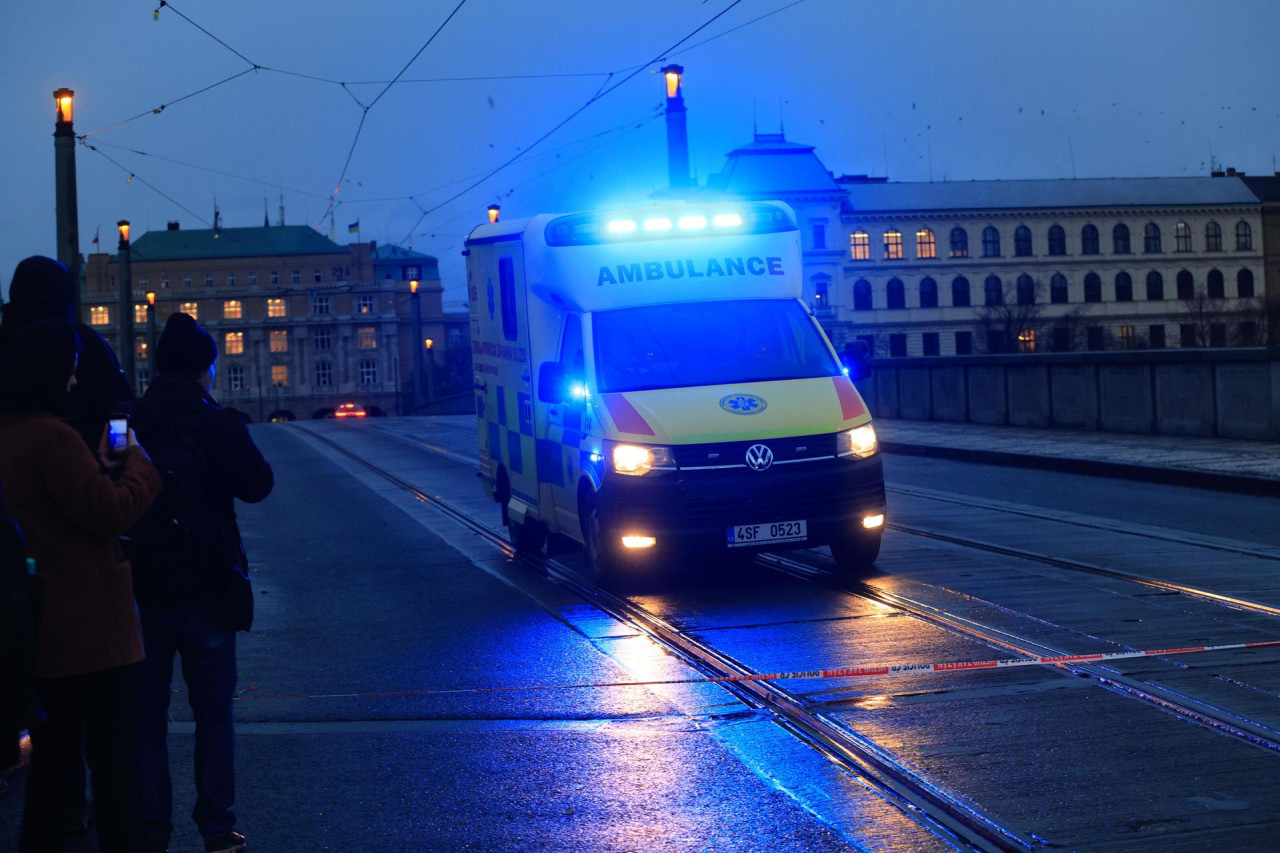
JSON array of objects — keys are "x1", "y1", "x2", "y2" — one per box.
[{"x1": 108, "y1": 418, "x2": 129, "y2": 452}]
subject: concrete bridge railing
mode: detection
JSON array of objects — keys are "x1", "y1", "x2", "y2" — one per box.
[{"x1": 859, "y1": 348, "x2": 1280, "y2": 441}]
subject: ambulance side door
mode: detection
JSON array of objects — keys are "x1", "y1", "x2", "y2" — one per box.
[{"x1": 543, "y1": 313, "x2": 587, "y2": 535}]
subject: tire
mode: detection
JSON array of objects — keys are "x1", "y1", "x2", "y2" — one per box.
[
  {"x1": 829, "y1": 530, "x2": 882, "y2": 581},
  {"x1": 582, "y1": 497, "x2": 621, "y2": 585},
  {"x1": 498, "y1": 471, "x2": 544, "y2": 554}
]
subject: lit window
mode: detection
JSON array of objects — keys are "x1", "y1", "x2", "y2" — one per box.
[
  {"x1": 267, "y1": 298, "x2": 287, "y2": 318},
  {"x1": 357, "y1": 295, "x2": 376, "y2": 315},
  {"x1": 1117, "y1": 325, "x2": 1135, "y2": 349},
  {"x1": 360, "y1": 359, "x2": 377, "y2": 384},
  {"x1": 270, "y1": 330, "x2": 288, "y2": 353},
  {"x1": 136, "y1": 336, "x2": 148, "y2": 359},
  {"x1": 313, "y1": 327, "x2": 332, "y2": 351},
  {"x1": 883, "y1": 230, "x2": 903, "y2": 260},
  {"x1": 1017, "y1": 329, "x2": 1036, "y2": 353},
  {"x1": 1175, "y1": 222, "x2": 1192, "y2": 252},
  {"x1": 315, "y1": 362, "x2": 332, "y2": 387},
  {"x1": 271, "y1": 364, "x2": 288, "y2": 387},
  {"x1": 224, "y1": 332, "x2": 244, "y2": 355},
  {"x1": 179, "y1": 301, "x2": 198, "y2": 320},
  {"x1": 224, "y1": 300, "x2": 242, "y2": 320},
  {"x1": 950, "y1": 227, "x2": 968, "y2": 258},
  {"x1": 915, "y1": 228, "x2": 936, "y2": 259},
  {"x1": 850, "y1": 231, "x2": 870, "y2": 260},
  {"x1": 134, "y1": 304, "x2": 148, "y2": 324},
  {"x1": 228, "y1": 365, "x2": 244, "y2": 390},
  {"x1": 357, "y1": 327, "x2": 377, "y2": 349}
]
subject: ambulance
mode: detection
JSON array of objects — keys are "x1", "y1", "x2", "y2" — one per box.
[{"x1": 465, "y1": 200, "x2": 885, "y2": 582}]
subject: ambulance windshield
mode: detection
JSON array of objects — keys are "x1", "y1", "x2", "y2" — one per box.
[{"x1": 593, "y1": 299, "x2": 840, "y2": 393}]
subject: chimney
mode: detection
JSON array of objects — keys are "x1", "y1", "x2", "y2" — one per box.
[
  {"x1": 167, "y1": 220, "x2": 180, "y2": 231},
  {"x1": 661, "y1": 64, "x2": 692, "y2": 190}
]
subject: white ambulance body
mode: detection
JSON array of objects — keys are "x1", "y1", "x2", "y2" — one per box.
[{"x1": 465, "y1": 201, "x2": 884, "y2": 580}]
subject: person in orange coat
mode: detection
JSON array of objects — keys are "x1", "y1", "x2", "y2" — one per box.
[{"x1": 0, "y1": 319, "x2": 162, "y2": 853}]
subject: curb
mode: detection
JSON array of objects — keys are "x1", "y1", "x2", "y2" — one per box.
[{"x1": 879, "y1": 440, "x2": 1280, "y2": 497}]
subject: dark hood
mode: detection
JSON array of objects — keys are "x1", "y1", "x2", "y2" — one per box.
[
  {"x1": 0, "y1": 257, "x2": 75, "y2": 348},
  {"x1": 0, "y1": 318, "x2": 82, "y2": 414}
]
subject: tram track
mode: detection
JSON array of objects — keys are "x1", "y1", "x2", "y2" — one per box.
[{"x1": 297, "y1": 422, "x2": 1036, "y2": 853}]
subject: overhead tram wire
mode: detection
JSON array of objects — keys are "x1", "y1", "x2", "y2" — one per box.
[
  {"x1": 77, "y1": 68, "x2": 257, "y2": 139},
  {"x1": 396, "y1": 0, "x2": 748, "y2": 248},
  {"x1": 80, "y1": 143, "x2": 213, "y2": 227}
]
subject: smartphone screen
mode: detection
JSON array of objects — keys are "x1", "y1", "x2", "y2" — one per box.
[{"x1": 109, "y1": 418, "x2": 129, "y2": 451}]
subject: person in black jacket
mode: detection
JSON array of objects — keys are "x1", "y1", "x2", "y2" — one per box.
[
  {"x1": 129, "y1": 313, "x2": 272, "y2": 853},
  {"x1": 0, "y1": 255, "x2": 135, "y2": 451}
]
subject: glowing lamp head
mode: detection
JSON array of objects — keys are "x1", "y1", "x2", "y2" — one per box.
[
  {"x1": 53, "y1": 88, "x2": 74, "y2": 124},
  {"x1": 661, "y1": 64, "x2": 683, "y2": 100},
  {"x1": 487, "y1": 204, "x2": 500, "y2": 224},
  {"x1": 410, "y1": 279, "x2": 419, "y2": 294},
  {"x1": 117, "y1": 220, "x2": 131, "y2": 245},
  {"x1": 146, "y1": 291, "x2": 156, "y2": 307},
  {"x1": 424, "y1": 337, "x2": 434, "y2": 350}
]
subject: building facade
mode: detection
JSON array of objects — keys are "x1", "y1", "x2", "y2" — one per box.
[
  {"x1": 84, "y1": 223, "x2": 463, "y2": 420},
  {"x1": 703, "y1": 132, "x2": 1271, "y2": 357}
]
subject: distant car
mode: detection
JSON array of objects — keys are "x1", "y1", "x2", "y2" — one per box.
[{"x1": 333, "y1": 402, "x2": 367, "y2": 419}]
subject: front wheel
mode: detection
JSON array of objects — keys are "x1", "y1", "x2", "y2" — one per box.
[
  {"x1": 499, "y1": 471, "x2": 544, "y2": 554},
  {"x1": 582, "y1": 497, "x2": 621, "y2": 585},
  {"x1": 829, "y1": 530, "x2": 881, "y2": 581}
]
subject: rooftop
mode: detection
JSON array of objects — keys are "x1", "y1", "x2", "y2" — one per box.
[
  {"x1": 130, "y1": 225, "x2": 347, "y2": 262},
  {"x1": 704, "y1": 131, "x2": 843, "y2": 197}
]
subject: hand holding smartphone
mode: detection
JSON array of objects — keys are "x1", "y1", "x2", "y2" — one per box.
[{"x1": 108, "y1": 417, "x2": 130, "y2": 452}]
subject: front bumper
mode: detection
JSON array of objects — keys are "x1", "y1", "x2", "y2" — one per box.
[{"x1": 596, "y1": 454, "x2": 885, "y2": 560}]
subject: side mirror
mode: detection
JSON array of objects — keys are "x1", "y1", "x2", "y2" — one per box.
[
  {"x1": 839, "y1": 340, "x2": 872, "y2": 382},
  {"x1": 538, "y1": 362, "x2": 571, "y2": 404}
]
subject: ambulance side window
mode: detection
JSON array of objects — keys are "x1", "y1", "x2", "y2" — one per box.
[
  {"x1": 559, "y1": 315, "x2": 584, "y2": 377},
  {"x1": 499, "y1": 256, "x2": 517, "y2": 341}
]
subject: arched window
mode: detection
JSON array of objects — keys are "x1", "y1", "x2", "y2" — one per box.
[
  {"x1": 1146, "y1": 271, "x2": 1164, "y2": 301},
  {"x1": 1115, "y1": 272, "x2": 1133, "y2": 302},
  {"x1": 1175, "y1": 222, "x2": 1192, "y2": 252},
  {"x1": 1237, "y1": 268, "x2": 1255, "y2": 298},
  {"x1": 1205, "y1": 221, "x2": 1222, "y2": 252},
  {"x1": 1113, "y1": 223, "x2": 1131, "y2": 254},
  {"x1": 1081, "y1": 224, "x2": 1100, "y2": 255},
  {"x1": 982, "y1": 226, "x2": 1001, "y2": 257},
  {"x1": 886, "y1": 278, "x2": 906, "y2": 309},
  {"x1": 883, "y1": 229, "x2": 904, "y2": 260},
  {"x1": 853, "y1": 279, "x2": 873, "y2": 311},
  {"x1": 1084, "y1": 273, "x2": 1102, "y2": 302},
  {"x1": 850, "y1": 230, "x2": 871, "y2": 260},
  {"x1": 1050, "y1": 273, "x2": 1068, "y2": 304},
  {"x1": 950, "y1": 227, "x2": 969, "y2": 258},
  {"x1": 984, "y1": 275, "x2": 1004, "y2": 306},
  {"x1": 1047, "y1": 225, "x2": 1066, "y2": 256},
  {"x1": 1143, "y1": 223, "x2": 1162, "y2": 253},
  {"x1": 916, "y1": 228, "x2": 936, "y2": 259},
  {"x1": 1016, "y1": 274, "x2": 1036, "y2": 305},
  {"x1": 1236, "y1": 221, "x2": 1253, "y2": 251},
  {"x1": 951, "y1": 276, "x2": 971, "y2": 307},
  {"x1": 1208, "y1": 269, "x2": 1225, "y2": 299},
  {"x1": 1014, "y1": 225, "x2": 1033, "y2": 256},
  {"x1": 1176, "y1": 270, "x2": 1194, "y2": 300},
  {"x1": 919, "y1": 277, "x2": 938, "y2": 308}
]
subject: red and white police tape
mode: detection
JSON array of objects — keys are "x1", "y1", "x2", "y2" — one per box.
[{"x1": 235, "y1": 639, "x2": 1280, "y2": 701}]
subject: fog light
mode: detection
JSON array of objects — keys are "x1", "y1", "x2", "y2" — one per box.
[
  {"x1": 621, "y1": 535, "x2": 656, "y2": 549},
  {"x1": 862, "y1": 514, "x2": 885, "y2": 530}
]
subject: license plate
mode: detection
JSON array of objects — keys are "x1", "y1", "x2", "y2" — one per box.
[{"x1": 726, "y1": 519, "x2": 807, "y2": 548}]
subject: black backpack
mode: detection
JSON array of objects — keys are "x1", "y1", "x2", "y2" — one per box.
[{"x1": 1, "y1": 486, "x2": 40, "y2": 768}]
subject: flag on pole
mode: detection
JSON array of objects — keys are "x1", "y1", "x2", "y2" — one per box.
[
  {"x1": 348, "y1": 220, "x2": 360, "y2": 235},
  {"x1": 91, "y1": 226, "x2": 100, "y2": 246}
]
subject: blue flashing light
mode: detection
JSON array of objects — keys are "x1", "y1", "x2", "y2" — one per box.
[
  {"x1": 643, "y1": 217, "x2": 672, "y2": 232},
  {"x1": 570, "y1": 382, "x2": 590, "y2": 400},
  {"x1": 842, "y1": 367, "x2": 850, "y2": 376},
  {"x1": 589, "y1": 452, "x2": 602, "y2": 464},
  {"x1": 712, "y1": 212, "x2": 743, "y2": 227},
  {"x1": 677, "y1": 214, "x2": 707, "y2": 230},
  {"x1": 607, "y1": 219, "x2": 637, "y2": 234}
]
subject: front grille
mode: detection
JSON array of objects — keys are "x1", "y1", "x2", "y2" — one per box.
[{"x1": 672, "y1": 432, "x2": 839, "y2": 469}]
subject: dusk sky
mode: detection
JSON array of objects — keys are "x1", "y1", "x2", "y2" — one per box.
[{"x1": 5, "y1": 0, "x2": 1280, "y2": 302}]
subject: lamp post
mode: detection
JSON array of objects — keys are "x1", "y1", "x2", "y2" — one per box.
[
  {"x1": 487, "y1": 205, "x2": 500, "y2": 224},
  {"x1": 146, "y1": 291, "x2": 157, "y2": 382},
  {"x1": 409, "y1": 279, "x2": 424, "y2": 412},
  {"x1": 425, "y1": 337, "x2": 437, "y2": 404},
  {"x1": 53, "y1": 88, "x2": 82, "y2": 320},
  {"x1": 660, "y1": 65, "x2": 691, "y2": 190},
  {"x1": 117, "y1": 220, "x2": 135, "y2": 389}
]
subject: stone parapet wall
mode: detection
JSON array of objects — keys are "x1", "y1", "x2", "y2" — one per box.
[{"x1": 860, "y1": 348, "x2": 1280, "y2": 440}]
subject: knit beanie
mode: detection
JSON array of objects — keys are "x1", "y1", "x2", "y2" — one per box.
[{"x1": 156, "y1": 312, "x2": 217, "y2": 375}]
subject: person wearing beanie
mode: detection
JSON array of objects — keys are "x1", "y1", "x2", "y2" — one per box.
[
  {"x1": 0, "y1": 255, "x2": 134, "y2": 453},
  {"x1": 0, "y1": 319, "x2": 162, "y2": 852},
  {"x1": 129, "y1": 312, "x2": 272, "y2": 853}
]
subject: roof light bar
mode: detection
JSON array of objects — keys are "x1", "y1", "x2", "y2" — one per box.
[
  {"x1": 713, "y1": 212, "x2": 743, "y2": 227},
  {"x1": 607, "y1": 219, "x2": 637, "y2": 234},
  {"x1": 642, "y1": 217, "x2": 672, "y2": 231},
  {"x1": 677, "y1": 215, "x2": 707, "y2": 230}
]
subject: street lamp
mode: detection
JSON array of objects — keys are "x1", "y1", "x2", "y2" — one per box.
[
  {"x1": 425, "y1": 337, "x2": 437, "y2": 404},
  {"x1": 146, "y1": 291, "x2": 157, "y2": 381},
  {"x1": 409, "y1": 279, "x2": 424, "y2": 413},
  {"x1": 487, "y1": 205, "x2": 500, "y2": 224},
  {"x1": 53, "y1": 87, "x2": 82, "y2": 320},
  {"x1": 660, "y1": 64, "x2": 691, "y2": 190},
  {"x1": 117, "y1": 220, "x2": 136, "y2": 389}
]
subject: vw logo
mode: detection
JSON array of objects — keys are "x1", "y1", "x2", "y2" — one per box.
[
  {"x1": 720, "y1": 393, "x2": 767, "y2": 415},
  {"x1": 745, "y1": 444, "x2": 774, "y2": 471}
]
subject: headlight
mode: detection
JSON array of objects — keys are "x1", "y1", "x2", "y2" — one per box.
[
  {"x1": 610, "y1": 443, "x2": 675, "y2": 476},
  {"x1": 840, "y1": 424, "x2": 878, "y2": 458}
]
